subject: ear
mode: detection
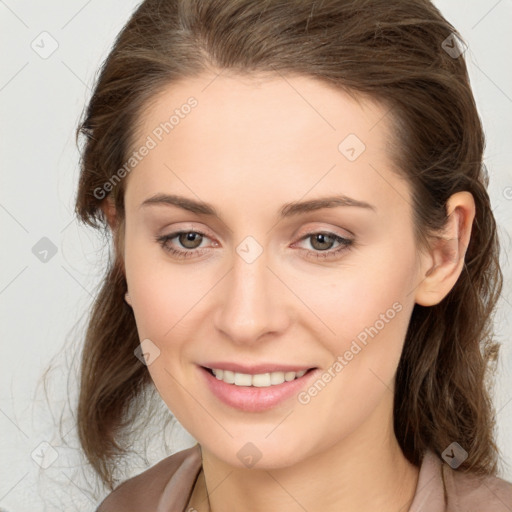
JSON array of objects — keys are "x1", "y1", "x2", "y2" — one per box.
[
  {"x1": 414, "y1": 191, "x2": 475, "y2": 307},
  {"x1": 100, "y1": 195, "x2": 126, "y2": 274},
  {"x1": 101, "y1": 195, "x2": 118, "y2": 230}
]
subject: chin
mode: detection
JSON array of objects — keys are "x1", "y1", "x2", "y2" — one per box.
[{"x1": 202, "y1": 434, "x2": 316, "y2": 470}]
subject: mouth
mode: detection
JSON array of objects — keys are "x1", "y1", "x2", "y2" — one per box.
[
  {"x1": 201, "y1": 366, "x2": 317, "y2": 387},
  {"x1": 198, "y1": 364, "x2": 320, "y2": 412}
]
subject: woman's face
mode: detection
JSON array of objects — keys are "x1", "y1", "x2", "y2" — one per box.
[{"x1": 121, "y1": 72, "x2": 428, "y2": 468}]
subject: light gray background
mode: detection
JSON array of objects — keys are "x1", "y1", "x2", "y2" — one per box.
[{"x1": 1, "y1": 1, "x2": 511, "y2": 510}]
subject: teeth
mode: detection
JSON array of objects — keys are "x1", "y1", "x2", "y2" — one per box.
[{"x1": 211, "y1": 368, "x2": 308, "y2": 387}]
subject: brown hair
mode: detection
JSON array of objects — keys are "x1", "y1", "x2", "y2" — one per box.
[{"x1": 74, "y1": 0, "x2": 503, "y2": 489}]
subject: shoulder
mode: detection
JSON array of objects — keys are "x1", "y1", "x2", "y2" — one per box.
[
  {"x1": 442, "y1": 460, "x2": 512, "y2": 511},
  {"x1": 411, "y1": 450, "x2": 512, "y2": 512},
  {"x1": 95, "y1": 443, "x2": 202, "y2": 512}
]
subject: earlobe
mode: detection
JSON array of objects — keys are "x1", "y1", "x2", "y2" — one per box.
[{"x1": 414, "y1": 191, "x2": 475, "y2": 307}]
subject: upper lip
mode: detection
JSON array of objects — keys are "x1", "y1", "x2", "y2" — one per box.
[{"x1": 200, "y1": 362, "x2": 317, "y2": 374}]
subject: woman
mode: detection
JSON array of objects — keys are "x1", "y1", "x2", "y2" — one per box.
[{"x1": 74, "y1": 0, "x2": 512, "y2": 510}]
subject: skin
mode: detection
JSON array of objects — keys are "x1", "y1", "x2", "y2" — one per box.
[{"x1": 105, "y1": 71, "x2": 475, "y2": 512}]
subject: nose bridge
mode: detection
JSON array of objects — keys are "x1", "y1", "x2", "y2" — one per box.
[{"x1": 213, "y1": 239, "x2": 288, "y2": 344}]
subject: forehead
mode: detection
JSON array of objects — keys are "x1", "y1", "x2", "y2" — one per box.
[
  {"x1": 125, "y1": 72, "x2": 408, "y2": 216},
  {"x1": 132, "y1": 71, "x2": 390, "y2": 155}
]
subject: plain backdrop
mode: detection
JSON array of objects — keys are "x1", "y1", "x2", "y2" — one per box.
[{"x1": 1, "y1": 1, "x2": 511, "y2": 510}]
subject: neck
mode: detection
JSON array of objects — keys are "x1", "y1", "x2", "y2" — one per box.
[{"x1": 191, "y1": 394, "x2": 419, "y2": 512}]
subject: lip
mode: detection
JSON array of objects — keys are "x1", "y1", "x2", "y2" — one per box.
[
  {"x1": 201, "y1": 361, "x2": 316, "y2": 374},
  {"x1": 198, "y1": 364, "x2": 320, "y2": 412}
]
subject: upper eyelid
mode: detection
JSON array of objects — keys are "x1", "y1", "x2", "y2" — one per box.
[
  {"x1": 158, "y1": 220, "x2": 353, "y2": 239},
  {"x1": 162, "y1": 228, "x2": 352, "y2": 248}
]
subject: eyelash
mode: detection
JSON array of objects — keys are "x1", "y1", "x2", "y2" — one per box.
[{"x1": 155, "y1": 230, "x2": 353, "y2": 261}]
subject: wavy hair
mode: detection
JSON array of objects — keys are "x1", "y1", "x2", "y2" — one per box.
[{"x1": 73, "y1": 0, "x2": 503, "y2": 489}]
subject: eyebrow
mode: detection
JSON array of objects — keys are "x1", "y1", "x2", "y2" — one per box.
[{"x1": 140, "y1": 193, "x2": 376, "y2": 219}]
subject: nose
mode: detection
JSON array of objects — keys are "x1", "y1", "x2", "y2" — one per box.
[{"x1": 213, "y1": 244, "x2": 290, "y2": 346}]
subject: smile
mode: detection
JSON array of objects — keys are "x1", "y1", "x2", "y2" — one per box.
[
  {"x1": 198, "y1": 365, "x2": 320, "y2": 412},
  {"x1": 210, "y1": 368, "x2": 308, "y2": 387}
]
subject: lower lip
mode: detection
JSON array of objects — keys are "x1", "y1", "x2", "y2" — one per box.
[{"x1": 198, "y1": 365, "x2": 319, "y2": 412}]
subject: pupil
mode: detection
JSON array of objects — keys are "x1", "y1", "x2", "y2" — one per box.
[
  {"x1": 314, "y1": 233, "x2": 331, "y2": 250},
  {"x1": 181, "y1": 232, "x2": 201, "y2": 248}
]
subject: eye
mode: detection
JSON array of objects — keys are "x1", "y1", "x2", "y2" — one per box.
[
  {"x1": 156, "y1": 230, "x2": 214, "y2": 259},
  {"x1": 293, "y1": 231, "x2": 353, "y2": 260},
  {"x1": 155, "y1": 229, "x2": 353, "y2": 261}
]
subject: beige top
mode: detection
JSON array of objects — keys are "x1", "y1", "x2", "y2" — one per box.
[{"x1": 96, "y1": 443, "x2": 512, "y2": 511}]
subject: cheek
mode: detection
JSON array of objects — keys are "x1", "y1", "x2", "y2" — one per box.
[
  {"x1": 124, "y1": 230, "x2": 201, "y2": 336},
  {"x1": 294, "y1": 242, "x2": 416, "y2": 429},
  {"x1": 289, "y1": 236, "x2": 417, "y2": 350}
]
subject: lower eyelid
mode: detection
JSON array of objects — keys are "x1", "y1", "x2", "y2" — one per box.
[{"x1": 157, "y1": 230, "x2": 352, "y2": 257}]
